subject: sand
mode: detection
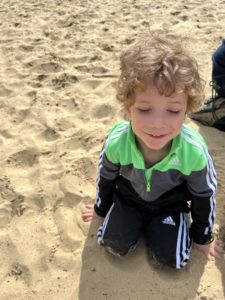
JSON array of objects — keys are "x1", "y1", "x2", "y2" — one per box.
[{"x1": 0, "y1": 0, "x2": 225, "y2": 299}]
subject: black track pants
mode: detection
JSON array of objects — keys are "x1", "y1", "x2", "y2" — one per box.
[{"x1": 97, "y1": 193, "x2": 191, "y2": 269}]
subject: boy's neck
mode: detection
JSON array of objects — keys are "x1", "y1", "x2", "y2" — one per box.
[{"x1": 136, "y1": 137, "x2": 172, "y2": 165}]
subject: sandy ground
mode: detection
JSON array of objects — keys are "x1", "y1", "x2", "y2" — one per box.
[{"x1": 0, "y1": 0, "x2": 225, "y2": 299}]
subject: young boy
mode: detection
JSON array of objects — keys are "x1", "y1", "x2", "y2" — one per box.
[{"x1": 82, "y1": 34, "x2": 224, "y2": 268}]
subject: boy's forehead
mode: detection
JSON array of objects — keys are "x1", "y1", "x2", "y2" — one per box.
[{"x1": 134, "y1": 87, "x2": 187, "y2": 104}]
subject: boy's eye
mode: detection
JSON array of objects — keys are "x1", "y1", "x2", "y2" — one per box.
[
  {"x1": 167, "y1": 110, "x2": 181, "y2": 114},
  {"x1": 136, "y1": 108, "x2": 182, "y2": 114},
  {"x1": 137, "y1": 108, "x2": 151, "y2": 113}
]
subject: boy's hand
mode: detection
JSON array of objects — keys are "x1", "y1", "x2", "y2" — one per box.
[
  {"x1": 193, "y1": 239, "x2": 225, "y2": 260},
  {"x1": 82, "y1": 204, "x2": 101, "y2": 222}
]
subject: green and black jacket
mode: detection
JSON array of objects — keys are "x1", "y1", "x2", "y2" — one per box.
[{"x1": 94, "y1": 121, "x2": 217, "y2": 245}]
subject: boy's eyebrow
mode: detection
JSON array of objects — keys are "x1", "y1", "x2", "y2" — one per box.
[
  {"x1": 137, "y1": 100, "x2": 185, "y2": 105},
  {"x1": 167, "y1": 100, "x2": 186, "y2": 105}
]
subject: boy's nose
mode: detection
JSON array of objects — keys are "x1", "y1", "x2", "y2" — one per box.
[{"x1": 149, "y1": 112, "x2": 164, "y2": 127}]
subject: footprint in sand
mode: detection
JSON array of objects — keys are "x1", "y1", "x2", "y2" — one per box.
[
  {"x1": 51, "y1": 73, "x2": 78, "y2": 90},
  {"x1": 39, "y1": 127, "x2": 60, "y2": 142},
  {"x1": 101, "y1": 43, "x2": 114, "y2": 52},
  {"x1": 0, "y1": 198, "x2": 12, "y2": 228},
  {"x1": 170, "y1": 11, "x2": 181, "y2": 16},
  {"x1": 91, "y1": 65, "x2": 111, "y2": 75},
  {"x1": 18, "y1": 44, "x2": 34, "y2": 52},
  {"x1": 91, "y1": 103, "x2": 116, "y2": 119},
  {"x1": 36, "y1": 74, "x2": 48, "y2": 82},
  {"x1": 6, "y1": 148, "x2": 39, "y2": 168},
  {"x1": 57, "y1": 158, "x2": 96, "y2": 220},
  {"x1": 73, "y1": 55, "x2": 90, "y2": 64},
  {"x1": 9, "y1": 95, "x2": 33, "y2": 110},
  {"x1": 60, "y1": 128, "x2": 102, "y2": 152},
  {"x1": 60, "y1": 134, "x2": 87, "y2": 151},
  {"x1": 0, "y1": 84, "x2": 12, "y2": 97},
  {"x1": 57, "y1": 15, "x2": 78, "y2": 28},
  {"x1": 58, "y1": 97, "x2": 78, "y2": 112},
  {"x1": 0, "y1": 129, "x2": 13, "y2": 139},
  {"x1": 25, "y1": 61, "x2": 63, "y2": 73},
  {"x1": 8, "y1": 263, "x2": 32, "y2": 286},
  {"x1": 74, "y1": 64, "x2": 89, "y2": 73},
  {"x1": 53, "y1": 206, "x2": 83, "y2": 252},
  {"x1": 70, "y1": 156, "x2": 96, "y2": 182},
  {"x1": 77, "y1": 79, "x2": 104, "y2": 92},
  {"x1": 0, "y1": 175, "x2": 26, "y2": 221},
  {"x1": 0, "y1": 234, "x2": 22, "y2": 276},
  {"x1": 49, "y1": 248, "x2": 77, "y2": 272},
  {"x1": 10, "y1": 108, "x2": 30, "y2": 124}
]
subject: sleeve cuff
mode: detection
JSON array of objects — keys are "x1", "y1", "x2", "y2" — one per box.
[
  {"x1": 94, "y1": 204, "x2": 107, "y2": 218},
  {"x1": 192, "y1": 233, "x2": 214, "y2": 245}
]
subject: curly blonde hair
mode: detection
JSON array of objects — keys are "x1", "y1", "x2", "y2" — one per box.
[{"x1": 116, "y1": 33, "x2": 205, "y2": 114}]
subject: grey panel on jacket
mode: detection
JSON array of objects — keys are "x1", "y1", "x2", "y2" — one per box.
[
  {"x1": 185, "y1": 167, "x2": 216, "y2": 198},
  {"x1": 120, "y1": 165, "x2": 186, "y2": 202},
  {"x1": 100, "y1": 154, "x2": 120, "y2": 180}
]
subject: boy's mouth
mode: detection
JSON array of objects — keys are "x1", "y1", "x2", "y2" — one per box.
[{"x1": 147, "y1": 133, "x2": 168, "y2": 138}]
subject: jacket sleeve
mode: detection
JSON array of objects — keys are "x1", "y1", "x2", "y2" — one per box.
[
  {"x1": 94, "y1": 142, "x2": 120, "y2": 217},
  {"x1": 186, "y1": 153, "x2": 217, "y2": 244}
]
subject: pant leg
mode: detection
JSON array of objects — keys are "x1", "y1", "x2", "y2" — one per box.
[
  {"x1": 212, "y1": 40, "x2": 225, "y2": 97},
  {"x1": 97, "y1": 193, "x2": 144, "y2": 256},
  {"x1": 146, "y1": 211, "x2": 191, "y2": 269}
]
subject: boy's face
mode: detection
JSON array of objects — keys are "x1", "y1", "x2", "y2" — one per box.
[{"x1": 127, "y1": 85, "x2": 187, "y2": 153}]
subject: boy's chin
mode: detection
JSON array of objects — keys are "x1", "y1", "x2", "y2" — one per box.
[{"x1": 144, "y1": 140, "x2": 172, "y2": 151}]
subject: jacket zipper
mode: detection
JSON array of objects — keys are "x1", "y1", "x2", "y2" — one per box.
[
  {"x1": 146, "y1": 181, "x2": 150, "y2": 192},
  {"x1": 145, "y1": 169, "x2": 151, "y2": 192}
]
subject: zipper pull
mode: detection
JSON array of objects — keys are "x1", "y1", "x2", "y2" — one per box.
[{"x1": 146, "y1": 182, "x2": 150, "y2": 192}]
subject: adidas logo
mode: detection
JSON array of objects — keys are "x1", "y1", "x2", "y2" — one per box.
[
  {"x1": 162, "y1": 216, "x2": 176, "y2": 226},
  {"x1": 169, "y1": 156, "x2": 180, "y2": 166}
]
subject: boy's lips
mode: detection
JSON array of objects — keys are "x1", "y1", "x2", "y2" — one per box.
[{"x1": 146, "y1": 133, "x2": 168, "y2": 139}]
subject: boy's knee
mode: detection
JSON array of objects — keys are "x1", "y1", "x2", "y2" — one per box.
[
  {"x1": 147, "y1": 247, "x2": 190, "y2": 269},
  {"x1": 100, "y1": 238, "x2": 136, "y2": 257}
]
